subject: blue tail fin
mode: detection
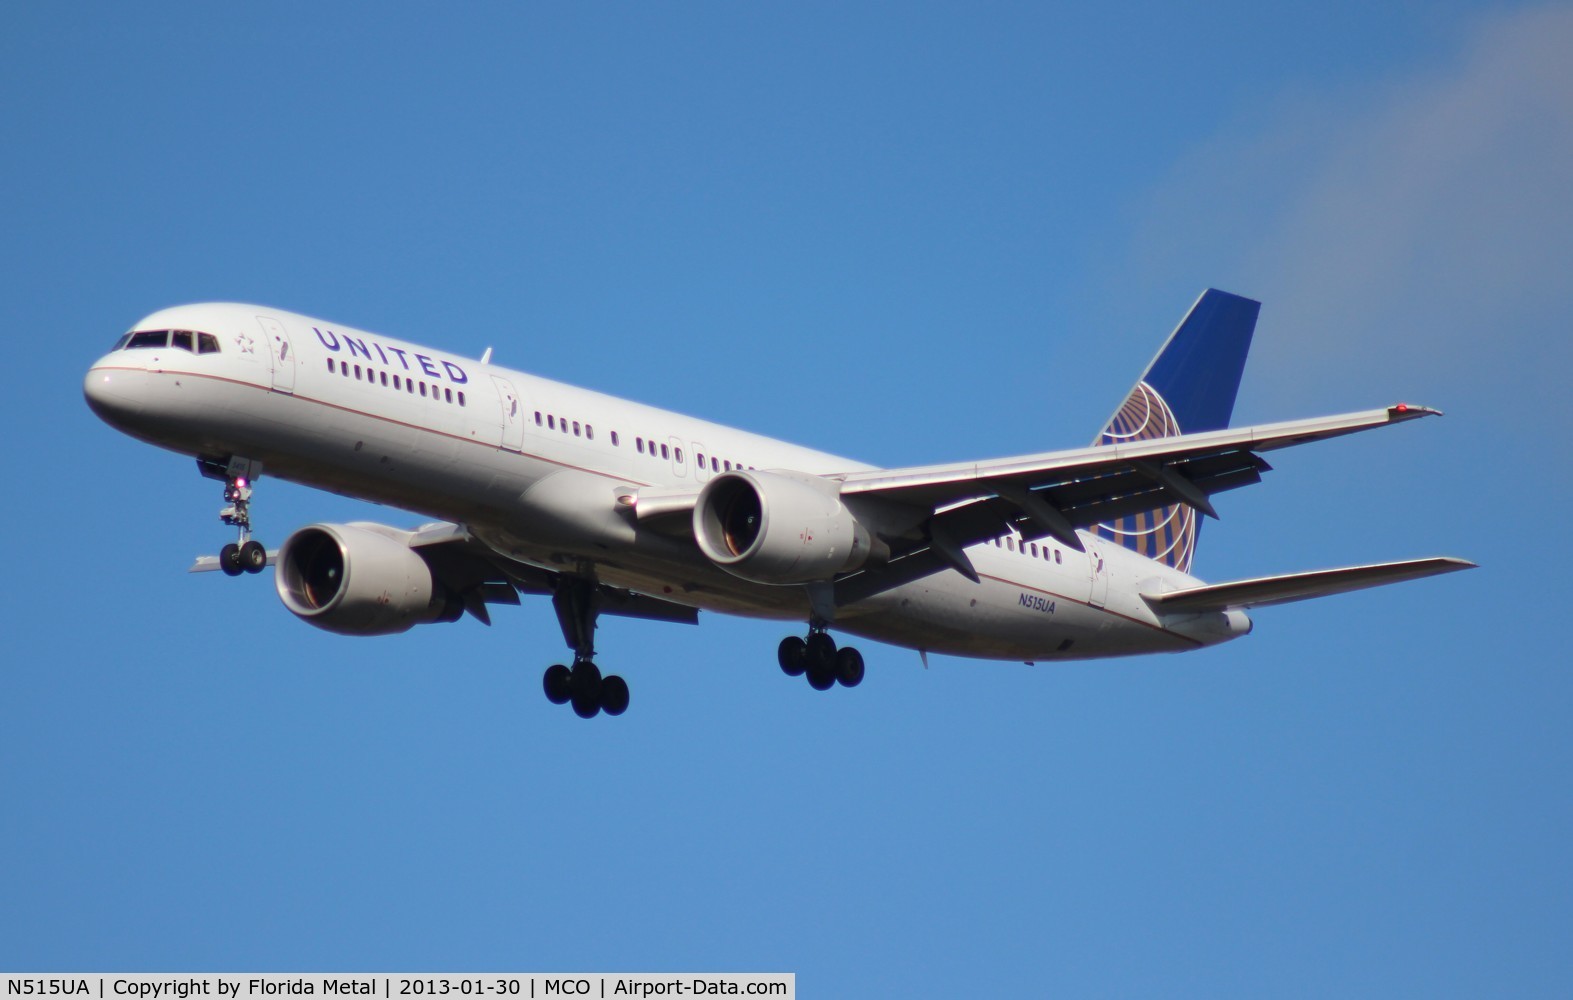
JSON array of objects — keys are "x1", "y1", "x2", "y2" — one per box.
[{"x1": 1091, "y1": 289, "x2": 1259, "y2": 574}]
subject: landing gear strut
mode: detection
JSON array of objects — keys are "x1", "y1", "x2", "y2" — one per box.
[
  {"x1": 203, "y1": 458, "x2": 267, "y2": 577},
  {"x1": 542, "y1": 573, "x2": 630, "y2": 718},
  {"x1": 777, "y1": 626, "x2": 864, "y2": 690}
]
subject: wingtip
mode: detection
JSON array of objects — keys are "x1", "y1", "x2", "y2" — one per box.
[{"x1": 1388, "y1": 403, "x2": 1444, "y2": 419}]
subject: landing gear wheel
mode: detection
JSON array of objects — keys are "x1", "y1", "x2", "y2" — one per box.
[
  {"x1": 599, "y1": 675, "x2": 630, "y2": 716},
  {"x1": 543, "y1": 664, "x2": 572, "y2": 705},
  {"x1": 835, "y1": 647, "x2": 865, "y2": 688},
  {"x1": 806, "y1": 631, "x2": 836, "y2": 666},
  {"x1": 778, "y1": 636, "x2": 807, "y2": 677},
  {"x1": 219, "y1": 543, "x2": 243, "y2": 577},
  {"x1": 239, "y1": 540, "x2": 267, "y2": 574},
  {"x1": 804, "y1": 631, "x2": 838, "y2": 689},
  {"x1": 570, "y1": 662, "x2": 602, "y2": 718}
]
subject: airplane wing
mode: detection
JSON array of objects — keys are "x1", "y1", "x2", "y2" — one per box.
[
  {"x1": 829, "y1": 404, "x2": 1441, "y2": 602},
  {"x1": 192, "y1": 521, "x2": 698, "y2": 628},
  {"x1": 1140, "y1": 557, "x2": 1476, "y2": 614}
]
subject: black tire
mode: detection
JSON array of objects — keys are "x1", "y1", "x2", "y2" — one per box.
[
  {"x1": 543, "y1": 664, "x2": 572, "y2": 705},
  {"x1": 570, "y1": 661, "x2": 602, "y2": 701},
  {"x1": 777, "y1": 636, "x2": 807, "y2": 677},
  {"x1": 571, "y1": 689, "x2": 601, "y2": 719},
  {"x1": 835, "y1": 646, "x2": 865, "y2": 687},
  {"x1": 219, "y1": 543, "x2": 243, "y2": 577},
  {"x1": 600, "y1": 675, "x2": 630, "y2": 716},
  {"x1": 806, "y1": 631, "x2": 836, "y2": 668},
  {"x1": 240, "y1": 540, "x2": 267, "y2": 574},
  {"x1": 806, "y1": 662, "x2": 836, "y2": 690}
]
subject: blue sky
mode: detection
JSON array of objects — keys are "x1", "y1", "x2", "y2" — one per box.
[{"x1": 3, "y1": 3, "x2": 1570, "y2": 995}]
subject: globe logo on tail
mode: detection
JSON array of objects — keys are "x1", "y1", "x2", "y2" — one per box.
[{"x1": 1094, "y1": 381, "x2": 1197, "y2": 574}]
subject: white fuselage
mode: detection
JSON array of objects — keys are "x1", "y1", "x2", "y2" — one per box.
[{"x1": 84, "y1": 303, "x2": 1250, "y2": 661}]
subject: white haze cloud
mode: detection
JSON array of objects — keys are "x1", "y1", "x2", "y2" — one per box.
[{"x1": 1125, "y1": 5, "x2": 1573, "y2": 418}]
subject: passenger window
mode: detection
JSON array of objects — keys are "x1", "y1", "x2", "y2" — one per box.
[
  {"x1": 457, "y1": 391, "x2": 466, "y2": 407},
  {"x1": 712, "y1": 457, "x2": 719, "y2": 472},
  {"x1": 585, "y1": 425, "x2": 592, "y2": 440},
  {"x1": 354, "y1": 364, "x2": 362, "y2": 379},
  {"x1": 342, "y1": 364, "x2": 350, "y2": 378},
  {"x1": 547, "y1": 415, "x2": 555, "y2": 429},
  {"x1": 723, "y1": 460, "x2": 732, "y2": 471},
  {"x1": 675, "y1": 448, "x2": 683, "y2": 462},
  {"x1": 445, "y1": 388, "x2": 452, "y2": 403},
  {"x1": 610, "y1": 431, "x2": 619, "y2": 446},
  {"x1": 393, "y1": 375, "x2": 401, "y2": 389},
  {"x1": 636, "y1": 438, "x2": 644, "y2": 454},
  {"x1": 197, "y1": 332, "x2": 220, "y2": 354},
  {"x1": 535, "y1": 411, "x2": 543, "y2": 426},
  {"x1": 420, "y1": 382, "x2": 427, "y2": 397},
  {"x1": 572, "y1": 421, "x2": 580, "y2": 436},
  {"x1": 1006, "y1": 538, "x2": 1015, "y2": 552},
  {"x1": 1030, "y1": 543, "x2": 1039, "y2": 558},
  {"x1": 172, "y1": 330, "x2": 193, "y2": 352},
  {"x1": 406, "y1": 379, "x2": 414, "y2": 393},
  {"x1": 327, "y1": 358, "x2": 336, "y2": 373},
  {"x1": 1054, "y1": 550, "x2": 1062, "y2": 564},
  {"x1": 127, "y1": 330, "x2": 168, "y2": 349},
  {"x1": 660, "y1": 444, "x2": 669, "y2": 459},
  {"x1": 560, "y1": 418, "x2": 568, "y2": 433},
  {"x1": 697, "y1": 453, "x2": 706, "y2": 467},
  {"x1": 381, "y1": 372, "x2": 389, "y2": 386}
]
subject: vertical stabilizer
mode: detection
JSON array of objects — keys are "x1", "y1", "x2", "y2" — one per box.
[{"x1": 1092, "y1": 289, "x2": 1259, "y2": 573}]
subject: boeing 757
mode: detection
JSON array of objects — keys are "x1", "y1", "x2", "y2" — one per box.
[{"x1": 83, "y1": 290, "x2": 1472, "y2": 718}]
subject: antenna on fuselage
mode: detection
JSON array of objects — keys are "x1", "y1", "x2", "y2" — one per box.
[{"x1": 480, "y1": 347, "x2": 493, "y2": 365}]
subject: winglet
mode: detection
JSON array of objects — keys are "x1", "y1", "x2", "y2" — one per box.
[{"x1": 1388, "y1": 403, "x2": 1442, "y2": 421}]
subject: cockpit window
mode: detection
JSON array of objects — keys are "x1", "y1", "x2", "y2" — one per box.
[
  {"x1": 116, "y1": 329, "x2": 220, "y2": 353},
  {"x1": 126, "y1": 330, "x2": 169, "y2": 350}
]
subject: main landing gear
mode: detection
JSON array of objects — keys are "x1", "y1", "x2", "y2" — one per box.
[
  {"x1": 542, "y1": 574, "x2": 630, "y2": 719},
  {"x1": 777, "y1": 627, "x2": 864, "y2": 691},
  {"x1": 215, "y1": 470, "x2": 266, "y2": 577}
]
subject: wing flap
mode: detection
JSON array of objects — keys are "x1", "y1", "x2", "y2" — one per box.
[{"x1": 1143, "y1": 557, "x2": 1475, "y2": 614}]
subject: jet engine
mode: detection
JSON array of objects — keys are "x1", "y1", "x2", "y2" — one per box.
[
  {"x1": 274, "y1": 522, "x2": 461, "y2": 635},
  {"x1": 693, "y1": 470, "x2": 877, "y2": 585}
]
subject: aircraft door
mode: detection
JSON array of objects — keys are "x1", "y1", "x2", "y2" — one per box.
[
  {"x1": 1088, "y1": 543, "x2": 1109, "y2": 609},
  {"x1": 257, "y1": 316, "x2": 296, "y2": 393},
  {"x1": 492, "y1": 375, "x2": 524, "y2": 452}
]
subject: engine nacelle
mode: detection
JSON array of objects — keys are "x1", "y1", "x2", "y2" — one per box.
[
  {"x1": 274, "y1": 522, "x2": 459, "y2": 636},
  {"x1": 694, "y1": 470, "x2": 876, "y2": 585}
]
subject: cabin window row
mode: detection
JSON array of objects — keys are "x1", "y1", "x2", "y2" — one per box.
[
  {"x1": 992, "y1": 535, "x2": 1064, "y2": 564},
  {"x1": 113, "y1": 329, "x2": 221, "y2": 354},
  {"x1": 326, "y1": 358, "x2": 466, "y2": 406},
  {"x1": 694, "y1": 451, "x2": 752, "y2": 474},
  {"x1": 534, "y1": 410, "x2": 595, "y2": 441}
]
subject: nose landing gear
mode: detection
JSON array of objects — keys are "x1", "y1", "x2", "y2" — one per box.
[{"x1": 200, "y1": 457, "x2": 267, "y2": 577}]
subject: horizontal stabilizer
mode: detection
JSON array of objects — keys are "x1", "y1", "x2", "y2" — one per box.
[
  {"x1": 190, "y1": 550, "x2": 277, "y2": 573},
  {"x1": 1143, "y1": 557, "x2": 1475, "y2": 614}
]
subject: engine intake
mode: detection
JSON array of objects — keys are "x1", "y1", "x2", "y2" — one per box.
[
  {"x1": 694, "y1": 470, "x2": 876, "y2": 585},
  {"x1": 275, "y1": 523, "x2": 459, "y2": 635}
]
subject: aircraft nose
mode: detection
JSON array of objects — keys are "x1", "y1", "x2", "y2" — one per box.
[{"x1": 83, "y1": 357, "x2": 148, "y2": 426}]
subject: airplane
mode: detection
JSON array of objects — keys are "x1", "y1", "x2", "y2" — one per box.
[{"x1": 83, "y1": 289, "x2": 1473, "y2": 718}]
